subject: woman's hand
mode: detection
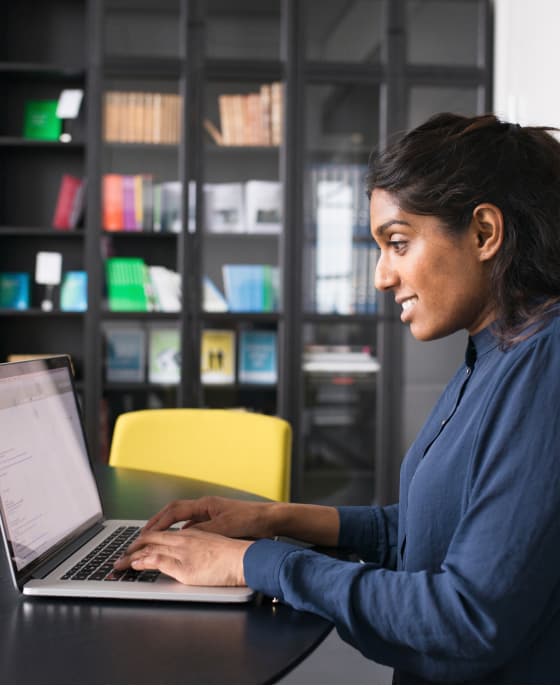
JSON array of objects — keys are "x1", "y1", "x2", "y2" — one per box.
[
  {"x1": 142, "y1": 497, "x2": 341, "y2": 548},
  {"x1": 142, "y1": 496, "x2": 278, "y2": 540},
  {"x1": 113, "y1": 527, "x2": 252, "y2": 586}
]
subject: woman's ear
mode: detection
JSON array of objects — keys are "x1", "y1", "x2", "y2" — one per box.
[{"x1": 471, "y1": 203, "x2": 504, "y2": 262}]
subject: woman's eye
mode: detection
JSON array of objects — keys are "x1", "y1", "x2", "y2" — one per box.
[{"x1": 387, "y1": 240, "x2": 407, "y2": 253}]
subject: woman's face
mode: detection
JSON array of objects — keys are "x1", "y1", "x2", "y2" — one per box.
[{"x1": 370, "y1": 189, "x2": 497, "y2": 341}]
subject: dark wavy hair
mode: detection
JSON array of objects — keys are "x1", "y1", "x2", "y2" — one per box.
[{"x1": 366, "y1": 112, "x2": 560, "y2": 347}]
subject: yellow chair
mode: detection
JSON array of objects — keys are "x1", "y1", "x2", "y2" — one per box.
[{"x1": 108, "y1": 408, "x2": 292, "y2": 502}]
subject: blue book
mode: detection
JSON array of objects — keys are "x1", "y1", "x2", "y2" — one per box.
[
  {"x1": 223, "y1": 264, "x2": 279, "y2": 312},
  {"x1": 238, "y1": 330, "x2": 277, "y2": 384},
  {"x1": 60, "y1": 271, "x2": 88, "y2": 311},
  {"x1": 105, "y1": 326, "x2": 146, "y2": 382},
  {"x1": 0, "y1": 272, "x2": 30, "y2": 310}
]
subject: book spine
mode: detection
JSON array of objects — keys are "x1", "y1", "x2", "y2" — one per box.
[
  {"x1": 52, "y1": 174, "x2": 82, "y2": 230},
  {"x1": 102, "y1": 174, "x2": 124, "y2": 231},
  {"x1": 270, "y1": 82, "x2": 283, "y2": 146},
  {"x1": 122, "y1": 175, "x2": 136, "y2": 231}
]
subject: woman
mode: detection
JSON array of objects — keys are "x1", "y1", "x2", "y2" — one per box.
[{"x1": 115, "y1": 113, "x2": 560, "y2": 683}]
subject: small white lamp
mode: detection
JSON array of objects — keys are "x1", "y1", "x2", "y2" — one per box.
[{"x1": 35, "y1": 251, "x2": 62, "y2": 311}]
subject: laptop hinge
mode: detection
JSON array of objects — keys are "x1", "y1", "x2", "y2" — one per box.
[{"x1": 25, "y1": 521, "x2": 106, "y2": 583}]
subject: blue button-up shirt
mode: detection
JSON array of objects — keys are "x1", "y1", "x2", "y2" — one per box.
[{"x1": 244, "y1": 313, "x2": 560, "y2": 683}]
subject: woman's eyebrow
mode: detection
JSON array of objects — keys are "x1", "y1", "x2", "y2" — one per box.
[{"x1": 374, "y1": 219, "x2": 411, "y2": 237}]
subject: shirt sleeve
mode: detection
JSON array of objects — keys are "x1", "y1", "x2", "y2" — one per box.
[
  {"x1": 244, "y1": 332, "x2": 560, "y2": 682},
  {"x1": 337, "y1": 503, "x2": 399, "y2": 568}
]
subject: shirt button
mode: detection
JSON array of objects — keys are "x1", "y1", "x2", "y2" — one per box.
[{"x1": 466, "y1": 367, "x2": 472, "y2": 376}]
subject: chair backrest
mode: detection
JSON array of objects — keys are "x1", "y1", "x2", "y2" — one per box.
[{"x1": 108, "y1": 408, "x2": 292, "y2": 502}]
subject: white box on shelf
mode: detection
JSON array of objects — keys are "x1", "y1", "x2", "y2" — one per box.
[
  {"x1": 204, "y1": 182, "x2": 245, "y2": 233},
  {"x1": 245, "y1": 180, "x2": 282, "y2": 234}
]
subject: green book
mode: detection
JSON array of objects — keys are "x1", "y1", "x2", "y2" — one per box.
[
  {"x1": 105, "y1": 257, "x2": 150, "y2": 312},
  {"x1": 23, "y1": 100, "x2": 61, "y2": 141}
]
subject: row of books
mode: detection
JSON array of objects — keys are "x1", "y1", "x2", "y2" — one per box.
[
  {"x1": 0, "y1": 270, "x2": 87, "y2": 312},
  {"x1": 209, "y1": 82, "x2": 283, "y2": 146},
  {"x1": 303, "y1": 345, "x2": 380, "y2": 375},
  {"x1": 304, "y1": 243, "x2": 379, "y2": 315},
  {"x1": 105, "y1": 325, "x2": 278, "y2": 385},
  {"x1": 105, "y1": 257, "x2": 279, "y2": 314},
  {"x1": 103, "y1": 91, "x2": 182, "y2": 144},
  {"x1": 105, "y1": 258, "x2": 181, "y2": 312},
  {"x1": 304, "y1": 162, "x2": 376, "y2": 315},
  {"x1": 101, "y1": 175, "x2": 281, "y2": 234},
  {"x1": 102, "y1": 175, "x2": 195, "y2": 233},
  {"x1": 306, "y1": 163, "x2": 371, "y2": 240}
]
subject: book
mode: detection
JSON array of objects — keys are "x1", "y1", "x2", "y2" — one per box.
[
  {"x1": 259, "y1": 84, "x2": 272, "y2": 145},
  {"x1": 102, "y1": 174, "x2": 124, "y2": 230},
  {"x1": 60, "y1": 271, "x2": 88, "y2": 311},
  {"x1": 203, "y1": 276, "x2": 228, "y2": 312},
  {"x1": 23, "y1": 100, "x2": 61, "y2": 141},
  {"x1": 122, "y1": 175, "x2": 139, "y2": 231},
  {"x1": 159, "y1": 181, "x2": 182, "y2": 233},
  {"x1": 203, "y1": 118, "x2": 224, "y2": 145},
  {"x1": 152, "y1": 180, "x2": 195, "y2": 233},
  {"x1": 105, "y1": 257, "x2": 150, "y2": 312},
  {"x1": 141, "y1": 175, "x2": 154, "y2": 231},
  {"x1": 204, "y1": 182, "x2": 245, "y2": 233},
  {"x1": 105, "y1": 325, "x2": 146, "y2": 382},
  {"x1": 52, "y1": 174, "x2": 84, "y2": 230},
  {"x1": 218, "y1": 94, "x2": 234, "y2": 145},
  {"x1": 148, "y1": 326, "x2": 181, "y2": 384},
  {"x1": 147, "y1": 266, "x2": 181, "y2": 312},
  {"x1": 238, "y1": 330, "x2": 277, "y2": 384},
  {"x1": 270, "y1": 82, "x2": 283, "y2": 146},
  {"x1": 201, "y1": 330, "x2": 235, "y2": 384},
  {"x1": 0, "y1": 272, "x2": 30, "y2": 310},
  {"x1": 245, "y1": 180, "x2": 282, "y2": 233}
]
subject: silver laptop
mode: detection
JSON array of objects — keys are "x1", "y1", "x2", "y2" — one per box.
[{"x1": 0, "y1": 356, "x2": 253, "y2": 603}]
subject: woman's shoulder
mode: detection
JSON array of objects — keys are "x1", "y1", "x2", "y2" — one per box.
[{"x1": 503, "y1": 307, "x2": 560, "y2": 357}]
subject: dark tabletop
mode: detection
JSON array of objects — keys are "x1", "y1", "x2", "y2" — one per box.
[{"x1": 0, "y1": 464, "x2": 332, "y2": 684}]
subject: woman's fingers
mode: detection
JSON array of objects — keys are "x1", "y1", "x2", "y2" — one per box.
[{"x1": 113, "y1": 527, "x2": 252, "y2": 586}]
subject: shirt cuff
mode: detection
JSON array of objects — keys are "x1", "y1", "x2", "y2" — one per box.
[
  {"x1": 337, "y1": 506, "x2": 379, "y2": 558},
  {"x1": 243, "y1": 538, "x2": 301, "y2": 599}
]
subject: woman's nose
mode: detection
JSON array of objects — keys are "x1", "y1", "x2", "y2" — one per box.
[{"x1": 374, "y1": 252, "x2": 398, "y2": 292}]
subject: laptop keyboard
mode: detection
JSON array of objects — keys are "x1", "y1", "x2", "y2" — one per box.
[{"x1": 61, "y1": 525, "x2": 160, "y2": 583}]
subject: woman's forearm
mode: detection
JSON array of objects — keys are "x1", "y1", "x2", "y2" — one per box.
[{"x1": 267, "y1": 502, "x2": 340, "y2": 547}]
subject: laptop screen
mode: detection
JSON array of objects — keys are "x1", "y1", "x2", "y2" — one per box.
[{"x1": 0, "y1": 358, "x2": 102, "y2": 573}]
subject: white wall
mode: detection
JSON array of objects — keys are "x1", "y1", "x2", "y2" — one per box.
[{"x1": 493, "y1": 0, "x2": 560, "y2": 127}]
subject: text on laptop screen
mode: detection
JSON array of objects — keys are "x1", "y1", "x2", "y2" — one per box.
[{"x1": 0, "y1": 366, "x2": 102, "y2": 571}]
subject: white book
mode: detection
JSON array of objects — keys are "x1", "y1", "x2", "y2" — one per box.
[
  {"x1": 203, "y1": 276, "x2": 228, "y2": 312},
  {"x1": 204, "y1": 182, "x2": 245, "y2": 233},
  {"x1": 148, "y1": 266, "x2": 181, "y2": 312},
  {"x1": 245, "y1": 180, "x2": 282, "y2": 234},
  {"x1": 148, "y1": 326, "x2": 181, "y2": 384}
]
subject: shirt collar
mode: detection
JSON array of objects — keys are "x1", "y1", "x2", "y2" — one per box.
[{"x1": 465, "y1": 326, "x2": 499, "y2": 367}]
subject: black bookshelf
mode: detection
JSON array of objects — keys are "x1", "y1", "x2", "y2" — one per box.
[{"x1": 0, "y1": 0, "x2": 493, "y2": 505}]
